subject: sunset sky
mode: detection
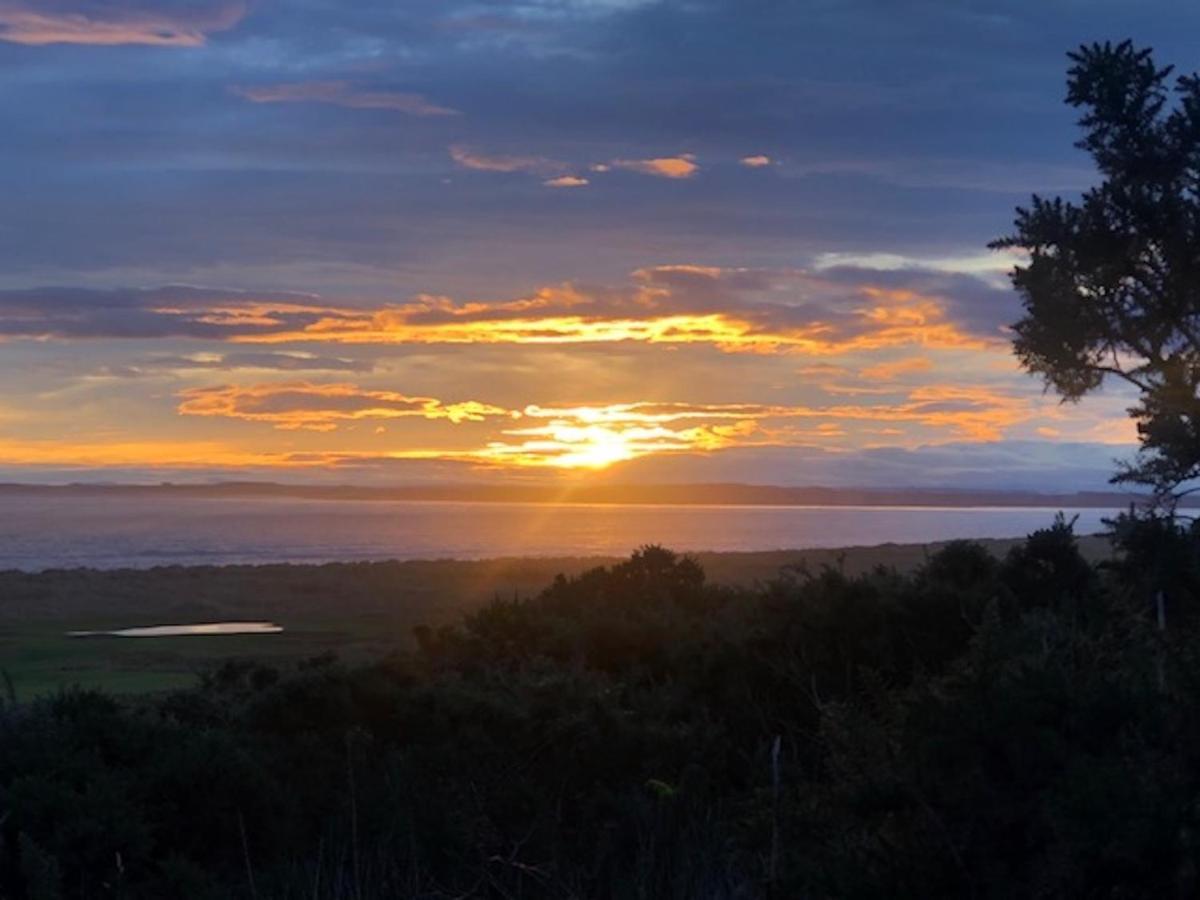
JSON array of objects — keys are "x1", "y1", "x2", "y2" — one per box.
[{"x1": 1, "y1": 0, "x2": 1192, "y2": 490}]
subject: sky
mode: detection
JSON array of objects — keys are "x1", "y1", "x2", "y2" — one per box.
[{"x1": 0, "y1": 0, "x2": 1194, "y2": 490}]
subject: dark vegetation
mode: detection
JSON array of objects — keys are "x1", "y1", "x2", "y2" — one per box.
[
  {"x1": 6, "y1": 541, "x2": 1104, "y2": 697},
  {"x1": 2, "y1": 516, "x2": 1199, "y2": 898}
]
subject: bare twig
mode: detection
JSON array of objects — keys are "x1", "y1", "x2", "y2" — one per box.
[{"x1": 238, "y1": 810, "x2": 258, "y2": 900}]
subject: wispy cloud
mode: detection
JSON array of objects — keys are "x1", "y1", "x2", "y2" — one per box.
[
  {"x1": 0, "y1": 0, "x2": 246, "y2": 46},
  {"x1": 449, "y1": 144, "x2": 566, "y2": 175},
  {"x1": 95, "y1": 351, "x2": 375, "y2": 378},
  {"x1": 234, "y1": 81, "x2": 460, "y2": 116},
  {"x1": 177, "y1": 382, "x2": 511, "y2": 431},
  {"x1": 446, "y1": 149, "x2": 700, "y2": 182},
  {"x1": 447, "y1": 148, "x2": 701, "y2": 183},
  {"x1": 740, "y1": 155, "x2": 772, "y2": 168},
  {"x1": 859, "y1": 356, "x2": 933, "y2": 381},
  {"x1": 516, "y1": 391, "x2": 1040, "y2": 446},
  {"x1": 0, "y1": 285, "x2": 330, "y2": 340}
]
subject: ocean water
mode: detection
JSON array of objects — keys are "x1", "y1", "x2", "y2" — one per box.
[{"x1": 0, "y1": 495, "x2": 1123, "y2": 572}]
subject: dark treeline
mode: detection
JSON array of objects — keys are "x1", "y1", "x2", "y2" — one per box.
[{"x1": 3, "y1": 515, "x2": 1200, "y2": 898}]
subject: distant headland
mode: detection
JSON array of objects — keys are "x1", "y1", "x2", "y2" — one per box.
[{"x1": 0, "y1": 481, "x2": 1182, "y2": 509}]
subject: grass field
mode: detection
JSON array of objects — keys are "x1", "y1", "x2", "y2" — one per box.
[{"x1": 0, "y1": 535, "x2": 1113, "y2": 698}]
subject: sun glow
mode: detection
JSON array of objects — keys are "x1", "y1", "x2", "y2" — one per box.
[
  {"x1": 512, "y1": 424, "x2": 642, "y2": 469},
  {"x1": 0, "y1": 378, "x2": 1129, "y2": 474},
  {"x1": 477, "y1": 421, "x2": 688, "y2": 469}
]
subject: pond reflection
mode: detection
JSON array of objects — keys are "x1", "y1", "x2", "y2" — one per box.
[{"x1": 68, "y1": 621, "x2": 283, "y2": 638}]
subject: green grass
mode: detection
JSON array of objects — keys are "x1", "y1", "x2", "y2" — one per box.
[{"x1": 0, "y1": 624, "x2": 386, "y2": 698}]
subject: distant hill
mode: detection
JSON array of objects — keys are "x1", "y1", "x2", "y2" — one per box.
[{"x1": 0, "y1": 480, "x2": 1182, "y2": 509}]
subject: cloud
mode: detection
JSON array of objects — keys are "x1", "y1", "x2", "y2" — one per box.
[
  {"x1": 239, "y1": 279, "x2": 985, "y2": 354},
  {"x1": 605, "y1": 440, "x2": 1138, "y2": 493},
  {"x1": 449, "y1": 144, "x2": 566, "y2": 175},
  {"x1": 0, "y1": 267, "x2": 1006, "y2": 355},
  {"x1": 815, "y1": 264, "x2": 1017, "y2": 337},
  {"x1": 813, "y1": 250, "x2": 1019, "y2": 278},
  {"x1": 170, "y1": 380, "x2": 1060, "y2": 469},
  {"x1": 0, "y1": 437, "x2": 296, "y2": 470},
  {"x1": 177, "y1": 382, "x2": 512, "y2": 431},
  {"x1": 344, "y1": 266, "x2": 990, "y2": 355},
  {"x1": 0, "y1": 0, "x2": 246, "y2": 46},
  {"x1": 3, "y1": 0, "x2": 1193, "y2": 302},
  {"x1": 740, "y1": 155, "x2": 772, "y2": 168},
  {"x1": 543, "y1": 175, "x2": 589, "y2": 188},
  {"x1": 0, "y1": 285, "x2": 331, "y2": 340},
  {"x1": 0, "y1": 435, "x2": 1138, "y2": 491},
  {"x1": 513, "y1": 389, "x2": 1038, "y2": 445},
  {"x1": 233, "y1": 82, "x2": 459, "y2": 116},
  {"x1": 450, "y1": 148, "x2": 701, "y2": 183},
  {"x1": 96, "y1": 351, "x2": 375, "y2": 377},
  {"x1": 610, "y1": 154, "x2": 698, "y2": 179},
  {"x1": 859, "y1": 356, "x2": 933, "y2": 380}
]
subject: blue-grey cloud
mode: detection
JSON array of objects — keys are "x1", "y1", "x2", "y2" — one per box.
[
  {"x1": 0, "y1": 285, "x2": 320, "y2": 339},
  {"x1": 3, "y1": 0, "x2": 1196, "y2": 294},
  {"x1": 233, "y1": 81, "x2": 460, "y2": 116},
  {"x1": 610, "y1": 440, "x2": 1135, "y2": 494}
]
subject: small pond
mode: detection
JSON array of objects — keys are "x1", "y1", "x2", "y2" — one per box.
[{"x1": 68, "y1": 621, "x2": 283, "y2": 638}]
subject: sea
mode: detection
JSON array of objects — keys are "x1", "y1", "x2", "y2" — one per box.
[{"x1": 0, "y1": 495, "x2": 1125, "y2": 572}]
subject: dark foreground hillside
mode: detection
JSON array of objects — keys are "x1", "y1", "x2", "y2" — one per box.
[{"x1": 1, "y1": 517, "x2": 1199, "y2": 898}]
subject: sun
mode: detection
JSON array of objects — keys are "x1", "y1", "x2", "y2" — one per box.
[
  {"x1": 543, "y1": 424, "x2": 640, "y2": 469},
  {"x1": 470, "y1": 408, "x2": 724, "y2": 470}
]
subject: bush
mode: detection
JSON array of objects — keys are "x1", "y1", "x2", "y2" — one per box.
[{"x1": 2, "y1": 527, "x2": 1198, "y2": 897}]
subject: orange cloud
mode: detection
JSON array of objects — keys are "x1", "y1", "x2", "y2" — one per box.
[
  {"x1": 740, "y1": 155, "x2": 772, "y2": 168},
  {"x1": 232, "y1": 298, "x2": 988, "y2": 356},
  {"x1": 0, "y1": 268, "x2": 1003, "y2": 356},
  {"x1": 449, "y1": 145, "x2": 565, "y2": 175},
  {"x1": 0, "y1": 370, "x2": 1087, "y2": 476},
  {"x1": 543, "y1": 175, "x2": 589, "y2": 188},
  {"x1": 0, "y1": 437, "x2": 474, "y2": 471},
  {"x1": 0, "y1": 438, "x2": 289, "y2": 469},
  {"x1": 234, "y1": 82, "x2": 459, "y2": 116},
  {"x1": 0, "y1": 1, "x2": 246, "y2": 46},
  {"x1": 457, "y1": 389, "x2": 1040, "y2": 468},
  {"x1": 165, "y1": 383, "x2": 1052, "y2": 471},
  {"x1": 445, "y1": 150, "x2": 699, "y2": 181},
  {"x1": 611, "y1": 154, "x2": 699, "y2": 178},
  {"x1": 177, "y1": 382, "x2": 511, "y2": 431},
  {"x1": 859, "y1": 356, "x2": 934, "y2": 380},
  {"x1": 878, "y1": 385, "x2": 1028, "y2": 441}
]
